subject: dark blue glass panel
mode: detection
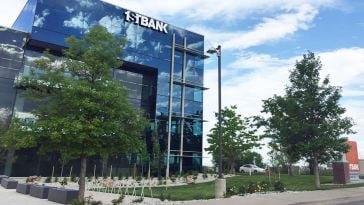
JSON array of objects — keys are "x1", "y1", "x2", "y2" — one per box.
[
  {"x1": 31, "y1": 26, "x2": 69, "y2": 47},
  {"x1": 186, "y1": 54, "x2": 203, "y2": 70},
  {"x1": 185, "y1": 66, "x2": 203, "y2": 85},
  {"x1": 0, "y1": 78, "x2": 17, "y2": 119},
  {"x1": 184, "y1": 100, "x2": 202, "y2": 118},
  {"x1": 173, "y1": 84, "x2": 181, "y2": 98},
  {"x1": 186, "y1": 31, "x2": 204, "y2": 52},
  {"x1": 173, "y1": 62, "x2": 182, "y2": 81},
  {"x1": 12, "y1": 0, "x2": 37, "y2": 32},
  {"x1": 156, "y1": 95, "x2": 169, "y2": 116},
  {"x1": 183, "y1": 119, "x2": 203, "y2": 152},
  {"x1": 157, "y1": 81, "x2": 169, "y2": 96},
  {"x1": 185, "y1": 86, "x2": 203, "y2": 102}
]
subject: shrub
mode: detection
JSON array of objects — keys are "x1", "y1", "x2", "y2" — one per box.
[
  {"x1": 259, "y1": 181, "x2": 270, "y2": 192},
  {"x1": 170, "y1": 175, "x2": 176, "y2": 183},
  {"x1": 45, "y1": 177, "x2": 52, "y2": 183},
  {"x1": 273, "y1": 180, "x2": 285, "y2": 192},
  {"x1": 54, "y1": 177, "x2": 59, "y2": 183},
  {"x1": 71, "y1": 176, "x2": 77, "y2": 182},
  {"x1": 202, "y1": 173, "x2": 208, "y2": 179},
  {"x1": 111, "y1": 194, "x2": 124, "y2": 205},
  {"x1": 71, "y1": 196, "x2": 103, "y2": 205},
  {"x1": 136, "y1": 176, "x2": 142, "y2": 182},
  {"x1": 247, "y1": 182, "x2": 257, "y2": 194},
  {"x1": 132, "y1": 197, "x2": 144, "y2": 203},
  {"x1": 60, "y1": 178, "x2": 68, "y2": 186},
  {"x1": 226, "y1": 186, "x2": 238, "y2": 197},
  {"x1": 238, "y1": 185, "x2": 246, "y2": 195}
]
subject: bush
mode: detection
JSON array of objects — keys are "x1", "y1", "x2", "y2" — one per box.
[
  {"x1": 273, "y1": 180, "x2": 285, "y2": 192},
  {"x1": 238, "y1": 185, "x2": 246, "y2": 195},
  {"x1": 246, "y1": 182, "x2": 257, "y2": 194},
  {"x1": 45, "y1": 177, "x2": 52, "y2": 183},
  {"x1": 132, "y1": 197, "x2": 144, "y2": 203},
  {"x1": 71, "y1": 176, "x2": 77, "y2": 182},
  {"x1": 60, "y1": 178, "x2": 68, "y2": 186},
  {"x1": 54, "y1": 177, "x2": 59, "y2": 183},
  {"x1": 225, "y1": 186, "x2": 238, "y2": 197},
  {"x1": 71, "y1": 196, "x2": 103, "y2": 205},
  {"x1": 259, "y1": 181, "x2": 270, "y2": 192},
  {"x1": 111, "y1": 194, "x2": 124, "y2": 205}
]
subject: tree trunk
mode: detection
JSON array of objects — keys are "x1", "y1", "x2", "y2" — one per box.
[
  {"x1": 313, "y1": 155, "x2": 320, "y2": 189},
  {"x1": 308, "y1": 159, "x2": 314, "y2": 175},
  {"x1": 229, "y1": 162, "x2": 235, "y2": 174},
  {"x1": 101, "y1": 157, "x2": 107, "y2": 177},
  {"x1": 78, "y1": 157, "x2": 87, "y2": 201},
  {"x1": 288, "y1": 163, "x2": 293, "y2": 176},
  {"x1": 60, "y1": 164, "x2": 64, "y2": 178}
]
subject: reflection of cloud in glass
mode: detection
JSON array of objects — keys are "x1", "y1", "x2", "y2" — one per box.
[
  {"x1": 98, "y1": 16, "x2": 123, "y2": 34},
  {"x1": 65, "y1": 6, "x2": 74, "y2": 13},
  {"x1": 0, "y1": 44, "x2": 23, "y2": 59},
  {"x1": 76, "y1": 0, "x2": 96, "y2": 8},
  {"x1": 188, "y1": 41, "x2": 203, "y2": 51},
  {"x1": 63, "y1": 11, "x2": 90, "y2": 32},
  {"x1": 0, "y1": 108, "x2": 11, "y2": 122},
  {"x1": 125, "y1": 24, "x2": 145, "y2": 49},
  {"x1": 34, "y1": 9, "x2": 50, "y2": 27}
]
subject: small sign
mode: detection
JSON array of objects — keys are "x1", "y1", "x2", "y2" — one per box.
[{"x1": 346, "y1": 141, "x2": 360, "y2": 181}]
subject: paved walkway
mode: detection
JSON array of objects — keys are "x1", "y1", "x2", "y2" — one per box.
[{"x1": 1, "y1": 185, "x2": 364, "y2": 205}]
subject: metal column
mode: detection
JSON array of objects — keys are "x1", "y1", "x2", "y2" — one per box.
[
  {"x1": 166, "y1": 34, "x2": 176, "y2": 179},
  {"x1": 179, "y1": 37, "x2": 187, "y2": 175}
]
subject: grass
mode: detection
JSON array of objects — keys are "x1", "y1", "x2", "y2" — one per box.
[{"x1": 93, "y1": 174, "x2": 364, "y2": 201}]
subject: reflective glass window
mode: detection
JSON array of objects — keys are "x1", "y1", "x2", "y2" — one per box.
[
  {"x1": 0, "y1": 78, "x2": 16, "y2": 119},
  {"x1": 185, "y1": 86, "x2": 203, "y2": 102}
]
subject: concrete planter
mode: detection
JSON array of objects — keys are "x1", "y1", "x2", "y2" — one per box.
[
  {"x1": 16, "y1": 183, "x2": 31, "y2": 194},
  {"x1": 0, "y1": 175, "x2": 8, "y2": 183},
  {"x1": 48, "y1": 188, "x2": 79, "y2": 204},
  {"x1": 1, "y1": 178, "x2": 18, "y2": 189},
  {"x1": 29, "y1": 185, "x2": 53, "y2": 199}
]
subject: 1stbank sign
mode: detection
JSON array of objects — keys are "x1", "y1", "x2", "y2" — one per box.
[
  {"x1": 124, "y1": 10, "x2": 169, "y2": 34},
  {"x1": 346, "y1": 141, "x2": 360, "y2": 180}
]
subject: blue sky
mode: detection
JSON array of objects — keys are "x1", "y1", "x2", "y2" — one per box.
[{"x1": 1, "y1": 0, "x2": 364, "y2": 165}]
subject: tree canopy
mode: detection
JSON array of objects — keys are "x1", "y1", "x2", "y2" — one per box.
[
  {"x1": 261, "y1": 51, "x2": 355, "y2": 188},
  {"x1": 8, "y1": 25, "x2": 148, "y2": 200},
  {"x1": 205, "y1": 105, "x2": 260, "y2": 174}
]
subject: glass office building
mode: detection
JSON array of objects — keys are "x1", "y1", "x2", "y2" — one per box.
[{"x1": 0, "y1": 0, "x2": 206, "y2": 176}]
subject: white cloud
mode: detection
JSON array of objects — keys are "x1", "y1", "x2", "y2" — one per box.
[
  {"x1": 104, "y1": 0, "x2": 336, "y2": 21},
  {"x1": 191, "y1": 4, "x2": 318, "y2": 51}
]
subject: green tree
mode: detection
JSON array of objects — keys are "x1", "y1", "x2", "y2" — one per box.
[
  {"x1": 205, "y1": 105, "x2": 260, "y2": 174},
  {"x1": 237, "y1": 151, "x2": 265, "y2": 168},
  {"x1": 262, "y1": 51, "x2": 355, "y2": 188},
  {"x1": 10, "y1": 26, "x2": 147, "y2": 200}
]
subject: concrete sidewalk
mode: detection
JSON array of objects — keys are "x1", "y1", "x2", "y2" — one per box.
[{"x1": 183, "y1": 187, "x2": 364, "y2": 205}]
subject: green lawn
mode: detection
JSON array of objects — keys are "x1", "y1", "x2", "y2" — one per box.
[{"x1": 94, "y1": 174, "x2": 364, "y2": 201}]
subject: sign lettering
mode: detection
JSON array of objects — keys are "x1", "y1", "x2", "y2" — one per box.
[{"x1": 125, "y1": 10, "x2": 168, "y2": 34}]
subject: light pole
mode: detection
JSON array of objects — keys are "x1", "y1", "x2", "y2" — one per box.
[{"x1": 207, "y1": 45, "x2": 226, "y2": 198}]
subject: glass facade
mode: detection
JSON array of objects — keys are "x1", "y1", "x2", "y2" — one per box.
[{"x1": 0, "y1": 0, "x2": 205, "y2": 176}]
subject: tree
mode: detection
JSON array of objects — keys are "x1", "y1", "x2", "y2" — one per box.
[
  {"x1": 205, "y1": 105, "x2": 260, "y2": 174},
  {"x1": 237, "y1": 151, "x2": 265, "y2": 168},
  {"x1": 262, "y1": 51, "x2": 355, "y2": 188},
  {"x1": 10, "y1": 26, "x2": 148, "y2": 200}
]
